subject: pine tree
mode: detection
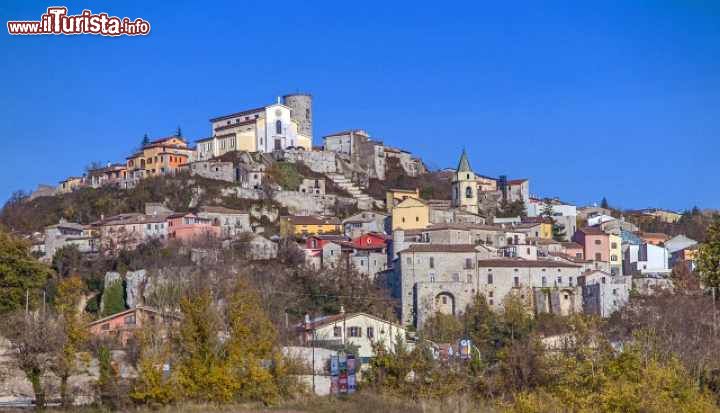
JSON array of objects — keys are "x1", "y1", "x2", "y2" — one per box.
[
  {"x1": 141, "y1": 133, "x2": 150, "y2": 148},
  {"x1": 100, "y1": 279, "x2": 125, "y2": 317},
  {"x1": 698, "y1": 220, "x2": 720, "y2": 290},
  {"x1": 600, "y1": 197, "x2": 609, "y2": 209}
]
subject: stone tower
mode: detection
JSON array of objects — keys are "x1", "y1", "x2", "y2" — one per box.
[
  {"x1": 282, "y1": 93, "x2": 313, "y2": 142},
  {"x1": 451, "y1": 149, "x2": 479, "y2": 214}
]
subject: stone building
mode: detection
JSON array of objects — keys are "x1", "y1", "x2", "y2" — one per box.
[
  {"x1": 342, "y1": 211, "x2": 389, "y2": 238},
  {"x1": 186, "y1": 160, "x2": 236, "y2": 182},
  {"x1": 399, "y1": 243, "x2": 585, "y2": 328},
  {"x1": 43, "y1": 219, "x2": 98, "y2": 262},
  {"x1": 578, "y1": 270, "x2": 631, "y2": 317},
  {"x1": 197, "y1": 206, "x2": 251, "y2": 238},
  {"x1": 298, "y1": 178, "x2": 325, "y2": 195}
]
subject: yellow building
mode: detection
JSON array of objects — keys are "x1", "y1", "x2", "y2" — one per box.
[
  {"x1": 386, "y1": 188, "x2": 420, "y2": 213},
  {"x1": 57, "y1": 176, "x2": 84, "y2": 193},
  {"x1": 391, "y1": 197, "x2": 430, "y2": 231},
  {"x1": 609, "y1": 233, "x2": 622, "y2": 274},
  {"x1": 540, "y1": 222, "x2": 553, "y2": 239},
  {"x1": 646, "y1": 209, "x2": 682, "y2": 223},
  {"x1": 126, "y1": 135, "x2": 194, "y2": 178},
  {"x1": 279, "y1": 216, "x2": 341, "y2": 238}
]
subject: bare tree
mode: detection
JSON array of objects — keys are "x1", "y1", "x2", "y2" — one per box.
[{"x1": 2, "y1": 311, "x2": 64, "y2": 409}]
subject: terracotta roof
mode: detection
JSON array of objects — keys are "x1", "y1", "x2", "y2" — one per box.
[
  {"x1": 401, "y1": 244, "x2": 481, "y2": 253},
  {"x1": 578, "y1": 227, "x2": 607, "y2": 236},
  {"x1": 322, "y1": 129, "x2": 369, "y2": 138},
  {"x1": 388, "y1": 188, "x2": 419, "y2": 193},
  {"x1": 284, "y1": 216, "x2": 341, "y2": 225},
  {"x1": 300, "y1": 312, "x2": 402, "y2": 331},
  {"x1": 209, "y1": 106, "x2": 265, "y2": 122},
  {"x1": 641, "y1": 232, "x2": 669, "y2": 239},
  {"x1": 507, "y1": 179, "x2": 528, "y2": 185},
  {"x1": 561, "y1": 242, "x2": 583, "y2": 249},
  {"x1": 214, "y1": 120, "x2": 256, "y2": 132},
  {"x1": 477, "y1": 258, "x2": 581, "y2": 268}
]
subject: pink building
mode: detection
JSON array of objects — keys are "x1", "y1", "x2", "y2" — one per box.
[
  {"x1": 561, "y1": 241, "x2": 585, "y2": 260},
  {"x1": 573, "y1": 227, "x2": 609, "y2": 262},
  {"x1": 167, "y1": 212, "x2": 221, "y2": 242}
]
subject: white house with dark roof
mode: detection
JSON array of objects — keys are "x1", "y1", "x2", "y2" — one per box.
[{"x1": 297, "y1": 311, "x2": 408, "y2": 361}]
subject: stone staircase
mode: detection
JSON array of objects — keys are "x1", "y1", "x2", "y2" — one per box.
[{"x1": 326, "y1": 172, "x2": 375, "y2": 210}]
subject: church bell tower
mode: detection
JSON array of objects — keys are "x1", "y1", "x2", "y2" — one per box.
[{"x1": 451, "y1": 149, "x2": 479, "y2": 214}]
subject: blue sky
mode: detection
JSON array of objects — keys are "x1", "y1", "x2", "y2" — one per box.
[{"x1": 1, "y1": 1, "x2": 718, "y2": 211}]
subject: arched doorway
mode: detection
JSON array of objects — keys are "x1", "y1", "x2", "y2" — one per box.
[{"x1": 435, "y1": 292, "x2": 456, "y2": 316}]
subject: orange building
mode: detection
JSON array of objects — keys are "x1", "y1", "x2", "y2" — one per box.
[
  {"x1": 87, "y1": 306, "x2": 178, "y2": 345},
  {"x1": 126, "y1": 135, "x2": 193, "y2": 179},
  {"x1": 640, "y1": 232, "x2": 669, "y2": 246},
  {"x1": 167, "y1": 212, "x2": 221, "y2": 242}
]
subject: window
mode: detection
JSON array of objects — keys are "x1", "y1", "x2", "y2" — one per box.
[
  {"x1": 514, "y1": 276, "x2": 520, "y2": 287},
  {"x1": 275, "y1": 120, "x2": 282, "y2": 134},
  {"x1": 611, "y1": 255, "x2": 617, "y2": 262},
  {"x1": 348, "y1": 327, "x2": 362, "y2": 337},
  {"x1": 306, "y1": 108, "x2": 310, "y2": 119},
  {"x1": 415, "y1": 216, "x2": 419, "y2": 222},
  {"x1": 429, "y1": 257, "x2": 435, "y2": 269},
  {"x1": 465, "y1": 258, "x2": 473, "y2": 269},
  {"x1": 488, "y1": 291, "x2": 494, "y2": 298},
  {"x1": 557, "y1": 277, "x2": 562, "y2": 284},
  {"x1": 441, "y1": 296, "x2": 447, "y2": 304},
  {"x1": 542, "y1": 276, "x2": 547, "y2": 287},
  {"x1": 487, "y1": 273, "x2": 493, "y2": 284},
  {"x1": 595, "y1": 239, "x2": 602, "y2": 245},
  {"x1": 601, "y1": 277, "x2": 606, "y2": 284},
  {"x1": 101, "y1": 323, "x2": 110, "y2": 331},
  {"x1": 611, "y1": 242, "x2": 618, "y2": 249},
  {"x1": 489, "y1": 299, "x2": 494, "y2": 305},
  {"x1": 406, "y1": 257, "x2": 412, "y2": 265},
  {"x1": 465, "y1": 186, "x2": 473, "y2": 198},
  {"x1": 452, "y1": 273, "x2": 460, "y2": 282},
  {"x1": 367, "y1": 327, "x2": 374, "y2": 338},
  {"x1": 595, "y1": 253, "x2": 602, "y2": 261},
  {"x1": 124, "y1": 315, "x2": 136, "y2": 325},
  {"x1": 569, "y1": 277, "x2": 574, "y2": 286},
  {"x1": 333, "y1": 326, "x2": 342, "y2": 337}
]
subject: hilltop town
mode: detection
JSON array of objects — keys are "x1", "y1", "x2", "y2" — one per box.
[{"x1": 1, "y1": 92, "x2": 718, "y2": 410}]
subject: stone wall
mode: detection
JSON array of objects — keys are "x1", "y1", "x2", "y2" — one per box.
[
  {"x1": 283, "y1": 149, "x2": 337, "y2": 173},
  {"x1": 188, "y1": 160, "x2": 236, "y2": 183}
]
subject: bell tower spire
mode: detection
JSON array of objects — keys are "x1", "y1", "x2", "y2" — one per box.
[{"x1": 451, "y1": 149, "x2": 479, "y2": 214}]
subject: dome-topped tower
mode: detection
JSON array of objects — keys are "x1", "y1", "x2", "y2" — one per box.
[{"x1": 451, "y1": 149, "x2": 479, "y2": 214}]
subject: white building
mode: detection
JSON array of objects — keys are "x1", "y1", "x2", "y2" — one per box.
[
  {"x1": 197, "y1": 94, "x2": 312, "y2": 159},
  {"x1": 298, "y1": 312, "x2": 408, "y2": 361},
  {"x1": 624, "y1": 243, "x2": 670, "y2": 276}
]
